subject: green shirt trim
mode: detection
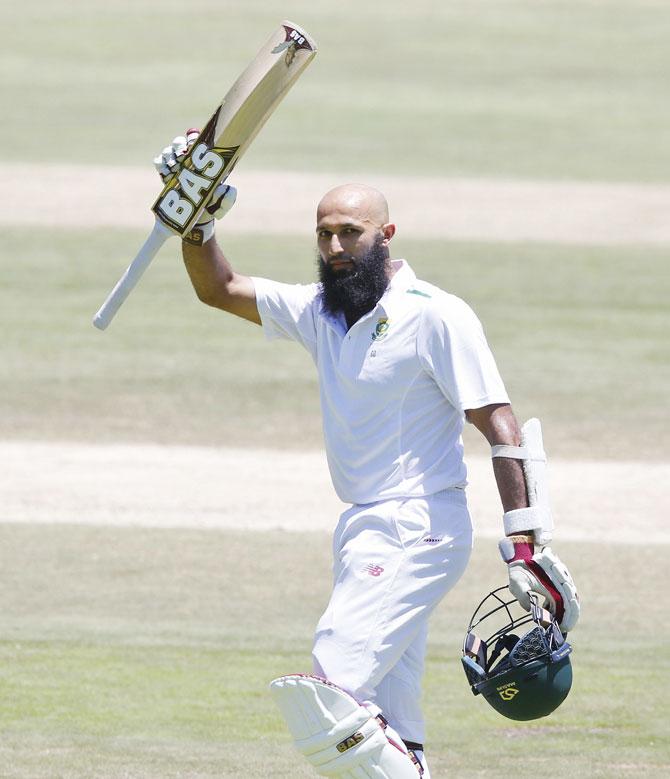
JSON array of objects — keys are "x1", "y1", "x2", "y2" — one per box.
[{"x1": 406, "y1": 288, "x2": 432, "y2": 299}]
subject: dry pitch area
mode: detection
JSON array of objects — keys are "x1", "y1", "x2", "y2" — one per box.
[
  {"x1": 4, "y1": 163, "x2": 670, "y2": 245},
  {"x1": 2, "y1": 441, "x2": 668, "y2": 545}
]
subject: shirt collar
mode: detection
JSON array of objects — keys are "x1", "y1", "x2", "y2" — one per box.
[{"x1": 383, "y1": 259, "x2": 415, "y2": 296}]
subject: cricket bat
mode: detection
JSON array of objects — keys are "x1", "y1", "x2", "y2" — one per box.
[{"x1": 93, "y1": 21, "x2": 317, "y2": 330}]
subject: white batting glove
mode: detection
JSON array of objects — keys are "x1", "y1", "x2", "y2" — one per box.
[
  {"x1": 153, "y1": 129, "x2": 237, "y2": 244},
  {"x1": 153, "y1": 130, "x2": 196, "y2": 180},
  {"x1": 499, "y1": 535, "x2": 581, "y2": 633}
]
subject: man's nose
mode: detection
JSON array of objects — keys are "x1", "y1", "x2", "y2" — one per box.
[{"x1": 328, "y1": 234, "x2": 343, "y2": 255}]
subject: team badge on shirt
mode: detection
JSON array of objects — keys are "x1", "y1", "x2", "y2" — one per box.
[{"x1": 371, "y1": 317, "x2": 390, "y2": 341}]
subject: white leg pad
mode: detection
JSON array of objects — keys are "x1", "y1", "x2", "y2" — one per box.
[{"x1": 270, "y1": 674, "x2": 421, "y2": 777}]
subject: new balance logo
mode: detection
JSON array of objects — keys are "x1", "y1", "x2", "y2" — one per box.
[{"x1": 364, "y1": 564, "x2": 384, "y2": 577}]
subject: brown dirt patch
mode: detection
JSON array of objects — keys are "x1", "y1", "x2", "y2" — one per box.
[
  {"x1": 2, "y1": 442, "x2": 667, "y2": 543},
  {"x1": 5, "y1": 163, "x2": 670, "y2": 244}
]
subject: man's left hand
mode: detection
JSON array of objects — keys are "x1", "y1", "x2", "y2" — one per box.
[{"x1": 499, "y1": 535, "x2": 580, "y2": 632}]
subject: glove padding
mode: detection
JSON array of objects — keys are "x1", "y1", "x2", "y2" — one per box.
[
  {"x1": 153, "y1": 130, "x2": 237, "y2": 240},
  {"x1": 500, "y1": 536, "x2": 580, "y2": 633},
  {"x1": 153, "y1": 131, "x2": 198, "y2": 181}
]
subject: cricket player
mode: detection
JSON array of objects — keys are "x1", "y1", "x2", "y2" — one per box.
[{"x1": 156, "y1": 137, "x2": 580, "y2": 777}]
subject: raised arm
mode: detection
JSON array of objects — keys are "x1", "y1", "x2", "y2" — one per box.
[
  {"x1": 154, "y1": 132, "x2": 260, "y2": 324},
  {"x1": 182, "y1": 233, "x2": 261, "y2": 325}
]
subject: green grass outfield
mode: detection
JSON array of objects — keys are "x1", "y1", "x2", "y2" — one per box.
[
  {"x1": 3, "y1": 2, "x2": 669, "y2": 776},
  {"x1": 0, "y1": 524, "x2": 667, "y2": 778},
  {"x1": 2, "y1": 227, "x2": 667, "y2": 459},
  {"x1": 5, "y1": 0, "x2": 670, "y2": 181}
]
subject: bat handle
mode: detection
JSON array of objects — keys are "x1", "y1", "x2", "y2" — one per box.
[{"x1": 93, "y1": 220, "x2": 173, "y2": 330}]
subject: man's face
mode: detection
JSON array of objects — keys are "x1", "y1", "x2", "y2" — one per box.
[
  {"x1": 316, "y1": 211, "x2": 382, "y2": 271},
  {"x1": 314, "y1": 186, "x2": 396, "y2": 321}
]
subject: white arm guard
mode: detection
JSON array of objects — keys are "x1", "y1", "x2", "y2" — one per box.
[
  {"x1": 270, "y1": 675, "x2": 421, "y2": 777},
  {"x1": 492, "y1": 417, "x2": 554, "y2": 545}
]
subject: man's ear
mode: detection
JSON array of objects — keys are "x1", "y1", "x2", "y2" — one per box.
[{"x1": 381, "y1": 223, "x2": 396, "y2": 244}]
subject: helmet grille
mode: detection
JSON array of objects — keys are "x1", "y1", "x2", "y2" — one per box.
[
  {"x1": 463, "y1": 586, "x2": 573, "y2": 720},
  {"x1": 510, "y1": 626, "x2": 549, "y2": 666}
]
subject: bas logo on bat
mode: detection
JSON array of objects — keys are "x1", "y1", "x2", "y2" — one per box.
[
  {"x1": 93, "y1": 19, "x2": 316, "y2": 331},
  {"x1": 156, "y1": 139, "x2": 240, "y2": 230}
]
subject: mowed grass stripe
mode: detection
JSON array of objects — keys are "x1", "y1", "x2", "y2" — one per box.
[
  {"x1": 0, "y1": 524, "x2": 668, "y2": 778},
  {"x1": 4, "y1": 1, "x2": 670, "y2": 182},
  {"x1": 1, "y1": 228, "x2": 668, "y2": 459}
]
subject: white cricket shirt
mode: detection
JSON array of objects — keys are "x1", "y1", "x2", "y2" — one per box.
[{"x1": 252, "y1": 261, "x2": 509, "y2": 505}]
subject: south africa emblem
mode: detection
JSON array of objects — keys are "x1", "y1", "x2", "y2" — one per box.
[{"x1": 372, "y1": 317, "x2": 390, "y2": 341}]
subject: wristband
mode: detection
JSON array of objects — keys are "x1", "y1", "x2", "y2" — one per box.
[
  {"x1": 499, "y1": 534, "x2": 534, "y2": 563},
  {"x1": 183, "y1": 220, "x2": 215, "y2": 246}
]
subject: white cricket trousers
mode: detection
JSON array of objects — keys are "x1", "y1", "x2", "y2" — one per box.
[{"x1": 312, "y1": 488, "x2": 473, "y2": 744}]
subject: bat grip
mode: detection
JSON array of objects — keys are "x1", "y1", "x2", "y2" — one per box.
[{"x1": 93, "y1": 220, "x2": 173, "y2": 330}]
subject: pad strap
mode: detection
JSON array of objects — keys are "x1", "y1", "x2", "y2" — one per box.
[
  {"x1": 502, "y1": 506, "x2": 545, "y2": 537},
  {"x1": 491, "y1": 445, "x2": 528, "y2": 459},
  {"x1": 404, "y1": 741, "x2": 424, "y2": 752}
]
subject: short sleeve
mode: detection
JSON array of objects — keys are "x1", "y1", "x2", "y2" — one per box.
[
  {"x1": 251, "y1": 276, "x2": 320, "y2": 357},
  {"x1": 417, "y1": 294, "x2": 510, "y2": 411}
]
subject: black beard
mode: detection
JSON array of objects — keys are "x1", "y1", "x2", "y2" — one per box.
[{"x1": 317, "y1": 238, "x2": 390, "y2": 326}]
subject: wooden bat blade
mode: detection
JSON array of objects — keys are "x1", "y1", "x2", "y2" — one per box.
[
  {"x1": 92, "y1": 20, "x2": 317, "y2": 331},
  {"x1": 152, "y1": 20, "x2": 317, "y2": 235}
]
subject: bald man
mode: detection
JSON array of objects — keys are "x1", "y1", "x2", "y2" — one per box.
[{"x1": 157, "y1": 138, "x2": 579, "y2": 776}]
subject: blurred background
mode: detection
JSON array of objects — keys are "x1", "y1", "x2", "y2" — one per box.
[
  {"x1": 1, "y1": 1, "x2": 668, "y2": 777},
  {"x1": 3, "y1": 0, "x2": 669, "y2": 453}
]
